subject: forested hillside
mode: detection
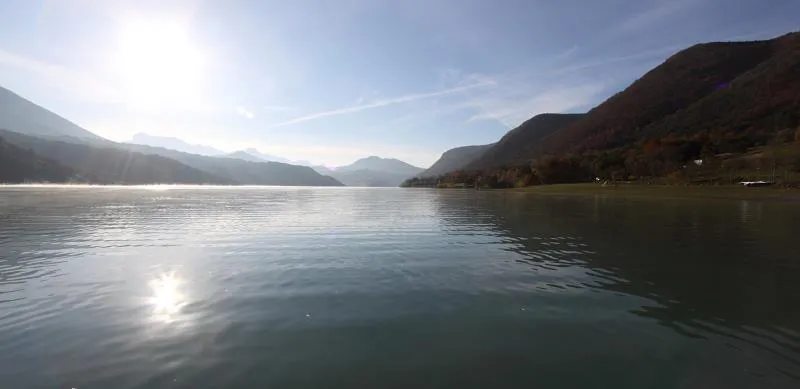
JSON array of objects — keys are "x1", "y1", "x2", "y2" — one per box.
[
  {"x1": 0, "y1": 136, "x2": 74, "y2": 183},
  {"x1": 0, "y1": 130, "x2": 230, "y2": 184},
  {"x1": 122, "y1": 143, "x2": 344, "y2": 186},
  {"x1": 465, "y1": 114, "x2": 584, "y2": 170},
  {"x1": 419, "y1": 144, "x2": 492, "y2": 177},
  {"x1": 405, "y1": 32, "x2": 800, "y2": 188}
]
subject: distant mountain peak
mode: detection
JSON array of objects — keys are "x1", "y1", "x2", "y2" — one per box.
[
  {"x1": 133, "y1": 132, "x2": 175, "y2": 141},
  {"x1": 231, "y1": 148, "x2": 291, "y2": 164},
  {"x1": 319, "y1": 155, "x2": 424, "y2": 187},
  {"x1": 235, "y1": 148, "x2": 314, "y2": 166},
  {"x1": 336, "y1": 155, "x2": 424, "y2": 176},
  {"x1": 225, "y1": 150, "x2": 265, "y2": 163},
  {"x1": 128, "y1": 133, "x2": 223, "y2": 156}
]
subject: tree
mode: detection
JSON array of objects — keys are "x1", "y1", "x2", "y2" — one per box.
[{"x1": 774, "y1": 128, "x2": 795, "y2": 143}]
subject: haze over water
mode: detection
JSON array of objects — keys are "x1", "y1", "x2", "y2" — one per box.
[{"x1": 1, "y1": 187, "x2": 799, "y2": 388}]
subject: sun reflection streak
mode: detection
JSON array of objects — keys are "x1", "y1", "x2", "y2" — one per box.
[{"x1": 148, "y1": 272, "x2": 186, "y2": 323}]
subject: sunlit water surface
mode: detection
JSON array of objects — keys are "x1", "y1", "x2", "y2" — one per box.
[{"x1": 1, "y1": 186, "x2": 799, "y2": 388}]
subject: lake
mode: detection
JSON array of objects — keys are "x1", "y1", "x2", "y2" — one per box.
[{"x1": 1, "y1": 186, "x2": 799, "y2": 388}]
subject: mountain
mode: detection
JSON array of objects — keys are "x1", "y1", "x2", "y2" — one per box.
[
  {"x1": 242, "y1": 148, "x2": 292, "y2": 163},
  {"x1": 465, "y1": 114, "x2": 584, "y2": 170},
  {"x1": 127, "y1": 136, "x2": 312, "y2": 168},
  {"x1": 122, "y1": 143, "x2": 343, "y2": 186},
  {"x1": 129, "y1": 133, "x2": 223, "y2": 156},
  {"x1": 328, "y1": 156, "x2": 424, "y2": 187},
  {"x1": 1, "y1": 130, "x2": 229, "y2": 184},
  {"x1": 231, "y1": 148, "x2": 312, "y2": 166},
  {"x1": 0, "y1": 86, "x2": 344, "y2": 186},
  {"x1": 225, "y1": 150, "x2": 265, "y2": 162},
  {"x1": 0, "y1": 86, "x2": 106, "y2": 142},
  {"x1": 0, "y1": 135, "x2": 75, "y2": 183},
  {"x1": 420, "y1": 144, "x2": 493, "y2": 177},
  {"x1": 406, "y1": 32, "x2": 800, "y2": 187},
  {"x1": 311, "y1": 165, "x2": 334, "y2": 175},
  {"x1": 636, "y1": 33, "x2": 800, "y2": 144},
  {"x1": 4, "y1": 128, "x2": 342, "y2": 186},
  {"x1": 540, "y1": 38, "x2": 783, "y2": 154},
  {"x1": 214, "y1": 150, "x2": 341, "y2": 184},
  {"x1": 337, "y1": 156, "x2": 423, "y2": 176}
]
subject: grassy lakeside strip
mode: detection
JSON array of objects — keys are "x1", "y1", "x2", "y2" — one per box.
[{"x1": 508, "y1": 183, "x2": 800, "y2": 201}]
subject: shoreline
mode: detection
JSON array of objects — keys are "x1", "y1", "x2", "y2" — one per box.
[{"x1": 505, "y1": 183, "x2": 800, "y2": 201}]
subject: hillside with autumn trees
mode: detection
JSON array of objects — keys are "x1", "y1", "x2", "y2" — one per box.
[
  {"x1": 464, "y1": 113, "x2": 584, "y2": 170},
  {"x1": 403, "y1": 32, "x2": 800, "y2": 188}
]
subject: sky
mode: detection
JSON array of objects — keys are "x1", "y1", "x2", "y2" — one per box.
[{"x1": 0, "y1": 0, "x2": 798, "y2": 167}]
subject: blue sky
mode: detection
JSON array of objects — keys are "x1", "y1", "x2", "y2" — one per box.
[{"x1": 0, "y1": 0, "x2": 798, "y2": 167}]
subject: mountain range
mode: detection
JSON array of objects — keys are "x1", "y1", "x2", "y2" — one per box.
[
  {"x1": 223, "y1": 151, "x2": 424, "y2": 187},
  {"x1": 239, "y1": 148, "x2": 312, "y2": 166},
  {"x1": 406, "y1": 31, "x2": 800, "y2": 187},
  {"x1": 327, "y1": 156, "x2": 423, "y2": 187},
  {"x1": 128, "y1": 133, "x2": 223, "y2": 156},
  {"x1": 5, "y1": 31, "x2": 798, "y2": 187},
  {"x1": 127, "y1": 134, "x2": 314, "y2": 166},
  {"x1": 335, "y1": 156, "x2": 421, "y2": 175},
  {"x1": 2, "y1": 129, "x2": 229, "y2": 184},
  {"x1": 0, "y1": 85, "x2": 421, "y2": 186},
  {"x1": 115, "y1": 143, "x2": 342, "y2": 186},
  {"x1": 224, "y1": 150, "x2": 265, "y2": 163},
  {"x1": 0, "y1": 86, "x2": 343, "y2": 186}
]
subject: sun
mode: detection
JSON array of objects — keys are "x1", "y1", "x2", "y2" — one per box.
[{"x1": 110, "y1": 17, "x2": 206, "y2": 109}]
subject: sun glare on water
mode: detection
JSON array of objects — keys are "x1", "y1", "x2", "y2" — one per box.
[
  {"x1": 148, "y1": 272, "x2": 187, "y2": 323},
  {"x1": 111, "y1": 17, "x2": 206, "y2": 109}
]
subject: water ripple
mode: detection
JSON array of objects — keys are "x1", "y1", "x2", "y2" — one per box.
[{"x1": 0, "y1": 186, "x2": 799, "y2": 388}]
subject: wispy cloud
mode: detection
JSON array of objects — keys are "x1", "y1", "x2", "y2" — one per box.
[
  {"x1": 616, "y1": 0, "x2": 694, "y2": 34},
  {"x1": 551, "y1": 44, "x2": 683, "y2": 75},
  {"x1": 273, "y1": 81, "x2": 494, "y2": 126},
  {"x1": 464, "y1": 82, "x2": 606, "y2": 127},
  {"x1": 236, "y1": 106, "x2": 255, "y2": 119},
  {"x1": 262, "y1": 105, "x2": 296, "y2": 112},
  {"x1": 419, "y1": 42, "x2": 669, "y2": 129},
  {"x1": 554, "y1": 45, "x2": 580, "y2": 61},
  {"x1": 720, "y1": 29, "x2": 792, "y2": 42}
]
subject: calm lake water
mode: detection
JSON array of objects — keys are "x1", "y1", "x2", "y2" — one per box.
[{"x1": 1, "y1": 186, "x2": 799, "y2": 388}]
